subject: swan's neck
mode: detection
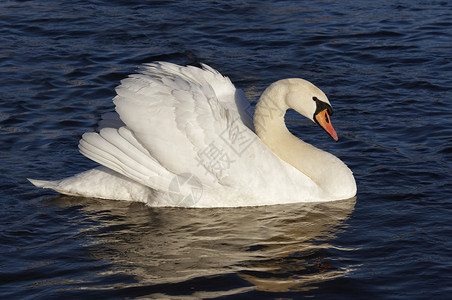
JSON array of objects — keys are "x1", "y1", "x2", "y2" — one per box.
[{"x1": 254, "y1": 83, "x2": 342, "y2": 192}]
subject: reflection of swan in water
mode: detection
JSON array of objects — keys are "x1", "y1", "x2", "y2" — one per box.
[{"x1": 47, "y1": 196, "x2": 356, "y2": 296}]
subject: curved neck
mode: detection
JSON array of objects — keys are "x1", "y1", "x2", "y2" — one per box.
[
  {"x1": 253, "y1": 80, "x2": 357, "y2": 199},
  {"x1": 254, "y1": 83, "x2": 290, "y2": 142},
  {"x1": 254, "y1": 82, "x2": 334, "y2": 188}
]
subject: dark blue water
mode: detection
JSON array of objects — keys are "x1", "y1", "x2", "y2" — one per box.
[{"x1": 1, "y1": 0, "x2": 451, "y2": 298}]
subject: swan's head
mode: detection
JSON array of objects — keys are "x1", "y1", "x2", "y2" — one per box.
[{"x1": 285, "y1": 78, "x2": 338, "y2": 141}]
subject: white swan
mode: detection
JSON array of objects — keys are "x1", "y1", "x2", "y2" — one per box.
[{"x1": 29, "y1": 62, "x2": 356, "y2": 207}]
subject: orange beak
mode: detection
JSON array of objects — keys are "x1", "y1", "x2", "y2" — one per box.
[{"x1": 315, "y1": 109, "x2": 338, "y2": 142}]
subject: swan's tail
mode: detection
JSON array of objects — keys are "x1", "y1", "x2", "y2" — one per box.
[
  {"x1": 28, "y1": 166, "x2": 156, "y2": 203},
  {"x1": 28, "y1": 178, "x2": 59, "y2": 190}
]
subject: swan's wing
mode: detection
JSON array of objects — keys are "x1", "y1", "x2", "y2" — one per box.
[
  {"x1": 78, "y1": 62, "x2": 242, "y2": 190},
  {"x1": 198, "y1": 63, "x2": 254, "y2": 131},
  {"x1": 79, "y1": 126, "x2": 173, "y2": 191},
  {"x1": 109, "y1": 62, "x2": 259, "y2": 185},
  {"x1": 79, "y1": 62, "x2": 317, "y2": 203},
  {"x1": 95, "y1": 62, "x2": 253, "y2": 130}
]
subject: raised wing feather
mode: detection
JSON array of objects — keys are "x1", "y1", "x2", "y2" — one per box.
[{"x1": 111, "y1": 62, "x2": 258, "y2": 186}]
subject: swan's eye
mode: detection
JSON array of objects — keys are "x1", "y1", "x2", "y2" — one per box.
[{"x1": 312, "y1": 97, "x2": 333, "y2": 118}]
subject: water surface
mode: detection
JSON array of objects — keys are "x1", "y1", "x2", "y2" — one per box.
[{"x1": 1, "y1": 0, "x2": 451, "y2": 298}]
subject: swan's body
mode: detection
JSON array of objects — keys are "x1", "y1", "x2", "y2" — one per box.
[{"x1": 30, "y1": 62, "x2": 356, "y2": 207}]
